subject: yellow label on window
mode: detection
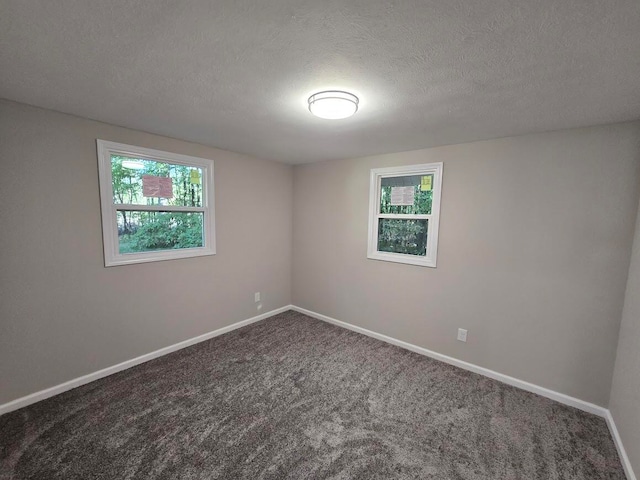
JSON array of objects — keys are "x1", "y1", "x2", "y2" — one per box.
[
  {"x1": 420, "y1": 175, "x2": 432, "y2": 191},
  {"x1": 190, "y1": 170, "x2": 201, "y2": 184}
]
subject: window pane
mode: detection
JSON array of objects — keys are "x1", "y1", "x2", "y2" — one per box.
[
  {"x1": 111, "y1": 155, "x2": 203, "y2": 207},
  {"x1": 380, "y1": 175, "x2": 433, "y2": 214},
  {"x1": 117, "y1": 211, "x2": 204, "y2": 254},
  {"x1": 377, "y1": 218, "x2": 428, "y2": 256}
]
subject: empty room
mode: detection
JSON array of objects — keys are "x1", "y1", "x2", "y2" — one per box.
[{"x1": 1, "y1": 1, "x2": 639, "y2": 479}]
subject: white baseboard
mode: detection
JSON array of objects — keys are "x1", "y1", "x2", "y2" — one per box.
[
  {"x1": 290, "y1": 305, "x2": 608, "y2": 417},
  {"x1": 292, "y1": 307, "x2": 640, "y2": 477},
  {"x1": 292, "y1": 307, "x2": 640, "y2": 479},
  {"x1": 605, "y1": 410, "x2": 638, "y2": 480},
  {"x1": 2, "y1": 304, "x2": 634, "y2": 480},
  {"x1": 0, "y1": 305, "x2": 291, "y2": 416}
]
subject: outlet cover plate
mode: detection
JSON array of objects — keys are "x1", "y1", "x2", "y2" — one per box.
[{"x1": 457, "y1": 328, "x2": 468, "y2": 342}]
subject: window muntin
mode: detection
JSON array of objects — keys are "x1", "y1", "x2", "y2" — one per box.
[
  {"x1": 368, "y1": 163, "x2": 442, "y2": 267},
  {"x1": 97, "y1": 140, "x2": 215, "y2": 266}
]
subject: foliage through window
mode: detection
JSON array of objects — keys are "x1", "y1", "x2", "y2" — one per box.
[
  {"x1": 97, "y1": 140, "x2": 215, "y2": 266},
  {"x1": 368, "y1": 163, "x2": 442, "y2": 267}
]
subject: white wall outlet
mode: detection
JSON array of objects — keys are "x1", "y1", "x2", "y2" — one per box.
[
  {"x1": 457, "y1": 328, "x2": 468, "y2": 342},
  {"x1": 254, "y1": 292, "x2": 261, "y2": 303},
  {"x1": 257, "y1": 302, "x2": 263, "y2": 311}
]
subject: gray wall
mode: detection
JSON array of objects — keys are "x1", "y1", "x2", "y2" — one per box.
[
  {"x1": 610, "y1": 195, "x2": 640, "y2": 474},
  {"x1": 292, "y1": 123, "x2": 640, "y2": 406},
  {"x1": 2, "y1": 97, "x2": 639, "y2": 419},
  {"x1": 0, "y1": 100, "x2": 293, "y2": 404}
]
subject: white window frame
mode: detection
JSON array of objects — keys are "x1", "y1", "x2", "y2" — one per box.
[
  {"x1": 367, "y1": 162, "x2": 443, "y2": 267},
  {"x1": 97, "y1": 140, "x2": 216, "y2": 267}
]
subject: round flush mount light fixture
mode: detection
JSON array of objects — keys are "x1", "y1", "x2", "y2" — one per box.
[{"x1": 308, "y1": 90, "x2": 359, "y2": 119}]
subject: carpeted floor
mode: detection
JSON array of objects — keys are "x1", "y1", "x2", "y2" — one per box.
[{"x1": 0, "y1": 310, "x2": 625, "y2": 479}]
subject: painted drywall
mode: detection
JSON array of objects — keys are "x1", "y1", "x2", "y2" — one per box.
[
  {"x1": 0, "y1": 99, "x2": 293, "y2": 404},
  {"x1": 292, "y1": 123, "x2": 640, "y2": 406},
  {"x1": 610, "y1": 195, "x2": 640, "y2": 474}
]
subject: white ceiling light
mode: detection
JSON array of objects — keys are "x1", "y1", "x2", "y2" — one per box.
[{"x1": 308, "y1": 91, "x2": 359, "y2": 119}]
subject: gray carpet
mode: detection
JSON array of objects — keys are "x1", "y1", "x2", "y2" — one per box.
[{"x1": 0, "y1": 311, "x2": 625, "y2": 479}]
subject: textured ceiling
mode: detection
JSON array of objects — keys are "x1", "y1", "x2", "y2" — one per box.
[{"x1": 2, "y1": 0, "x2": 640, "y2": 164}]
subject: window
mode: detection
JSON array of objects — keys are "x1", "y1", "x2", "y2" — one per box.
[
  {"x1": 368, "y1": 162, "x2": 443, "y2": 267},
  {"x1": 97, "y1": 140, "x2": 215, "y2": 266}
]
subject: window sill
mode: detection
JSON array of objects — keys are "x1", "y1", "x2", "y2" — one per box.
[
  {"x1": 367, "y1": 251, "x2": 437, "y2": 268},
  {"x1": 105, "y1": 247, "x2": 215, "y2": 267}
]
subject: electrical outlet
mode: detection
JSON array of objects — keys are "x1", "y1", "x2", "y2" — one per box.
[
  {"x1": 254, "y1": 292, "x2": 261, "y2": 303},
  {"x1": 257, "y1": 302, "x2": 263, "y2": 311},
  {"x1": 457, "y1": 328, "x2": 468, "y2": 342}
]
